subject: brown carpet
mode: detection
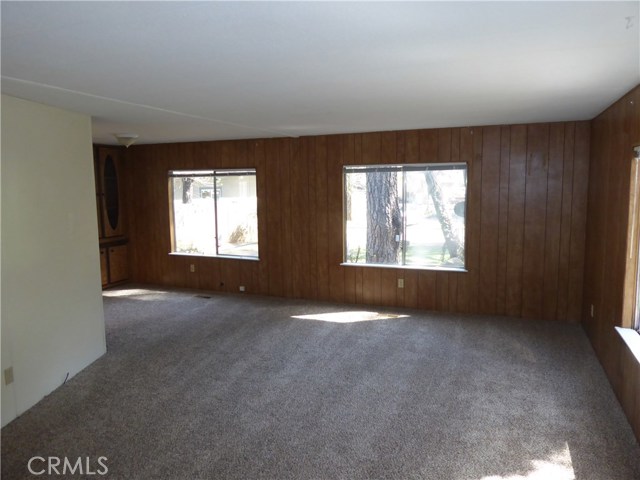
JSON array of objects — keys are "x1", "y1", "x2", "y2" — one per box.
[{"x1": 2, "y1": 285, "x2": 639, "y2": 479}]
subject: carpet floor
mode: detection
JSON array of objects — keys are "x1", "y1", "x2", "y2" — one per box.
[{"x1": 2, "y1": 285, "x2": 640, "y2": 479}]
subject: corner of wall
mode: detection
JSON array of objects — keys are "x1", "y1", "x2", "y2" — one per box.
[{"x1": 1, "y1": 95, "x2": 106, "y2": 427}]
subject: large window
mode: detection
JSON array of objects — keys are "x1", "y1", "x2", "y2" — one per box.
[
  {"x1": 169, "y1": 169, "x2": 258, "y2": 258},
  {"x1": 344, "y1": 163, "x2": 467, "y2": 270},
  {"x1": 629, "y1": 146, "x2": 640, "y2": 331}
]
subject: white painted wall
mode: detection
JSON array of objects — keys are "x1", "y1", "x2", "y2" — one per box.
[{"x1": 1, "y1": 95, "x2": 106, "y2": 427}]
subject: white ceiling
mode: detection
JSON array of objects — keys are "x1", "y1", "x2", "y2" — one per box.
[{"x1": 2, "y1": 1, "x2": 639, "y2": 146}]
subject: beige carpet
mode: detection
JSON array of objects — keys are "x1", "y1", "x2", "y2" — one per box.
[{"x1": 2, "y1": 285, "x2": 639, "y2": 479}]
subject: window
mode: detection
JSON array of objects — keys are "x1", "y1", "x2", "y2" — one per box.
[
  {"x1": 169, "y1": 169, "x2": 258, "y2": 258},
  {"x1": 344, "y1": 163, "x2": 467, "y2": 270},
  {"x1": 629, "y1": 146, "x2": 640, "y2": 331}
]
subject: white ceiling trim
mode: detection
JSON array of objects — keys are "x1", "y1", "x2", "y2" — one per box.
[{"x1": 1, "y1": 75, "x2": 295, "y2": 139}]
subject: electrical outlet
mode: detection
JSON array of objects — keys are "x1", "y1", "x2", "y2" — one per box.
[
  {"x1": 190, "y1": 264, "x2": 195, "y2": 273},
  {"x1": 397, "y1": 278, "x2": 404, "y2": 288},
  {"x1": 239, "y1": 286, "x2": 246, "y2": 292},
  {"x1": 4, "y1": 367, "x2": 14, "y2": 385}
]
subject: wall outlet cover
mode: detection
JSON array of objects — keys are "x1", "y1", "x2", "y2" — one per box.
[{"x1": 4, "y1": 367, "x2": 14, "y2": 385}]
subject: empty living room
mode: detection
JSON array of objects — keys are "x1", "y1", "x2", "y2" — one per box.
[{"x1": 2, "y1": 2, "x2": 640, "y2": 479}]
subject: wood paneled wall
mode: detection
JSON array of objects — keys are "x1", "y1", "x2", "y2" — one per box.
[
  {"x1": 582, "y1": 85, "x2": 640, "y2": 440},
  {"x1": 124, "y1": 121, "x2": 589, "y2": 322}
]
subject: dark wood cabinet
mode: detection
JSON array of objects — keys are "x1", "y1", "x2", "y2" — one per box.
[
  {"x1": 95, "y1": 145, "x2": 129, "y2": 288},
  {"x1": 100, "y1": 248, "x2": 109, "y2": 287},
  {"x1": 100, "y1": 242, "x2": 128, "y2": 286}
]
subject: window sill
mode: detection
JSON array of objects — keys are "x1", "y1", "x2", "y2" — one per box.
[
  {"x1": 340, "y1": 262, "x2": 467, "y2": 273},
  {"x1": 615, "y1": 326, "x2": 640, "y2": 365},
  {"x1": 169, "y1": 252, "x2": 260, "y2": 261}
]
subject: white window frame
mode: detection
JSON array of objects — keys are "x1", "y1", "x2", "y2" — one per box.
[
  {"x1": 168, "y1": 169, "x2": 259, "y2": 260},
  {"x1": 342, "y1": 162, "x2": 467, "y2": 271}
]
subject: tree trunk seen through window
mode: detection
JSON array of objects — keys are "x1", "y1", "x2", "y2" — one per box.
[
  {"x1": 182, "y1": 178, "x2": 193, "y2": 204},
  {"x1": 366, "y1": 172, "x2": 401, "y2": 264},
  {"x1": 345, "y1": 174, "x2": 353, "y2": 221},
  {"x1": 424, "y1": 170, "x2": 463, "y2": 261}
]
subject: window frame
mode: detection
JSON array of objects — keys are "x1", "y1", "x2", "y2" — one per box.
[
  {"x1": 625, "y1": 147, "x2": 640, "y2": 331},
  {"x1": 342, "y1": 162, "x2": 468, "y2": 272},
  {"x1": 168, "y1": 168, "x2": 259, "y2": 260},
  {"x1": 618, "y1": 144, "x2": 640, "y2": 367}
]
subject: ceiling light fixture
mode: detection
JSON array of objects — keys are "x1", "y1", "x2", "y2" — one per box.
[{"x1": 113, "y1": 133, "x2": 139, "y2": 148}]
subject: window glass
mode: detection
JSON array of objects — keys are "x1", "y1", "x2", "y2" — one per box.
[
  {"x1": 344, "y1": 164, "x2": 466, "y2": 270},
  {"x1": 169, "y1": 169, "x2": 258, "y2": 258},
  {"x1": 631, "y1": 147, "x2": 640, "y2": 331},
  {"x1": 216, "y1": 173, "x2": 258, "y2": 257}
]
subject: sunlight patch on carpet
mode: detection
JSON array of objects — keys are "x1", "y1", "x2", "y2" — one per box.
[
  {"x1": 102, "y1": 289, "x2": 170, "y2": 300},
  {"x1": 292, "y1": 311, "x2": 409, "y2": 323},
  {"x1": 479, "y1": 443, "x2": 575, "y2": 480}
]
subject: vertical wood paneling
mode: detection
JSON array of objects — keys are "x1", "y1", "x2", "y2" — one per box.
[
  {"x1": 621, "y1": 341, "x2": 640, "y2": 440},
  {"x1": 222, "y1": 258, "x2": 240, "y2": 292},
  {"x1": 239, "y1": 259, "x2": 253, "y2": 293},
  {"x1": 126, "y1": 120, "x2": 590, "y2": 325},
  {"x1": 505, "y1": 126, "x2": 527, "y2": 316},
  {"x1": 556, "y1": 123, "x2": 575, "y2": 321},
  {"x1": 279, "y1": 139, "x2": 294, "y2": 297},
  {"x1": 418, "y1": 271, "x2": 436, "y2": 310},
  {"x1": 290, "y1": 138, "x2": 309, "y2": 299},
  {"x1": 198, "y1": 255, "x2": 219, "y2": 291},
  {"x1": 306, "y1": 137, "x2": 318, "y2": 300},
  {"x1": 478, "y1": 126, "x2": 501, "y2": 314},
  {"x1": 381, "y1": 131, "x2": 396, "y2": 164},
  {"x1": 254, "y1": 140, "x2": 269, "y2": 294},
  {"x1": 522, "y1": 124, "x2": 550, "y2": 318},
  {"x1": 380, "y1": 269, "x2": 397, "y2": 307},
  {"x1": 315, "y1": 136, "x2": 330, "y2": 301},
  {"x1": 419, "y1": 129, "x2": 438, "y2": 163},
  {"x1": 436, "y1": 273, "x2": 449, "y2": 311},
  {"x1": 466, "y1": 128, "x2": 484, "y2": 314},
  {"x1": 153, "y1": 146, "x2": 171, "y2": 284},
  {"x1": 495, "y1": 126, "x2": 511, "y2": 315},
  {"x1": 584, "y1": 115, "x2": 610, "y2": 349},
  {"x1": 437, "y1": 129, "x2": 452, "y2": 163},
  {"x1": 568, "y1": 122, "x2": 590, "y2": 322},
  {"x1": 354, "y1": 267, "x2": 364, "y2": 304},
  {"x1": 362, "y1": 267, "x2": 381, "y2": 306},
  {"x1": 405, "y1": 130, "x2": 420, "y2": 164},
  {"x1": 542, "y1": 124, "x2": 565, "y2": 320},
  {"x1": 328, "y1": 136, "x2": 345, "y2": 303},
  {"x1": 343, "y1": 265, "x2": 356, "y2": 304},
  {"x1": 402, "y1": 269, "x2": 418, "y2": 309},
  {"x1": 264, "y1": 140, "x2": 282, "y2": 296},
  {"x1": 583, "y1": 85, "x2": 640, "y2": 444}
]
